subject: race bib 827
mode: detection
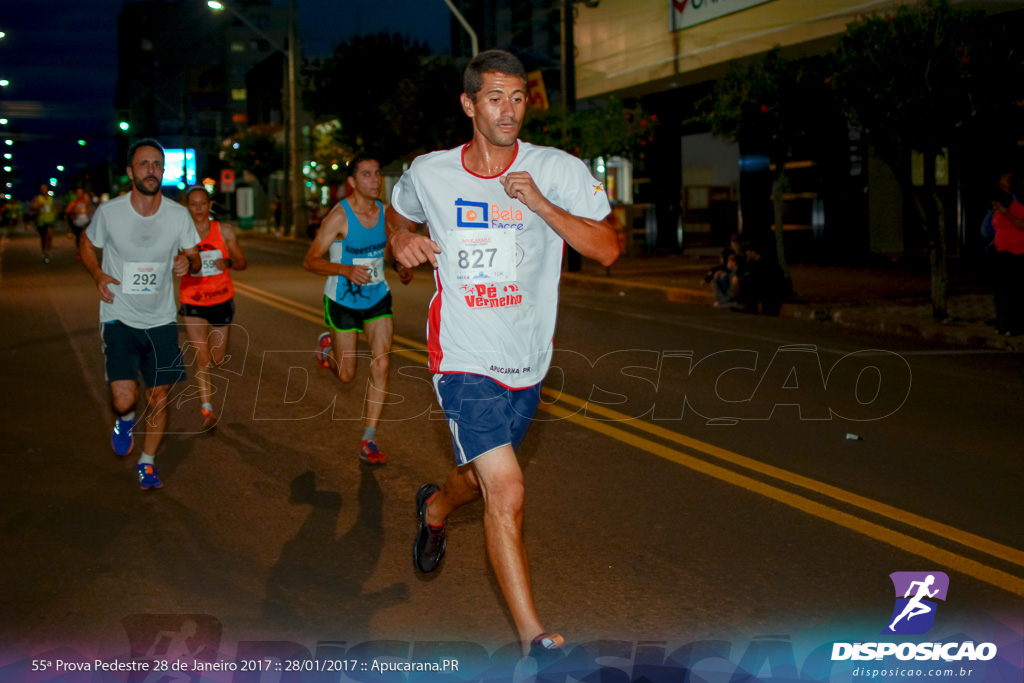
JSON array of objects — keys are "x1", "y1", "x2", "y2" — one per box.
[{"x1": 449, "y1": 228, "x2": 516, "y2": 283}]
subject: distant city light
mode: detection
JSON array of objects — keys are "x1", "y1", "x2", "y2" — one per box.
[
  {"x1": 3, "y1": 140, "x2": 11, "y2": 146},
  {"x1": 119, "y1": 121, "x2": 130, "y2": 131},
  {"x1": 232, "y1": 142, "x2": 239, "y2": 149},
  {"x1": 49, "y1": 178, "x2": 57, "y2": 186},
  {"x1": 3, "y1": 166, "x2": 10, "y2": 172},
  {"x1": 0, "y1": 32, "x2": 7, "y2": 39},
  {"x1": 78, "y1": 139, "x2": 87, "y2": 146},
  {"x1": 3, "y1": 154, "x2": 10, "y2": 159},
  {"x1": 0, "y1": 80, "x2": 9, "y2": 87},
  {"x1": 208, "y1": 1, "x2": 225, "y2": 10},
  {"x1": 5, "y1": 183, "x2": 11, "y2": 188},
  {"x1": 56, "y1": 165, "x2": 64, "y2": 172},
  {"x1": 331, "y1": 163, "x2": 339, "y2": 171},
  {"x1": 0, "y1": 118, "x2": 7, "y2": 125}
]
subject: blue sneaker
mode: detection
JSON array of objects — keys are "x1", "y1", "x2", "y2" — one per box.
[
  {"x1": 112, "y1": 417, "x2": 135, "y2": 456},
  {"x1": 137, "y1": 463, "x2": 163, "y2": 490}
]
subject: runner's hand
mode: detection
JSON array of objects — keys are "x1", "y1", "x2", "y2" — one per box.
[
  {"x1": 214, "y1": 258, "x2": 229, "y2": 271},
  {"x1": 397, "y1": 262, "x2": 414, "y2": 285},
  {"x1": 173, "y1": 253, "x2": 190, "y2": 277},
  {"x1": 499, "y1": 172, "x2": 548, "y2": 213},
  {"x1": 343, "y1": 264, "x2": 372, "y2": 285},
  {"x1": 392, "y1": 229, "x2": 441, "y2": 268},
  {"x1": 96, "y1": 272, "x2": 119, "y2": 304}
]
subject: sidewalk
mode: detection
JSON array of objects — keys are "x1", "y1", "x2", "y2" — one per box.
[{"x1": 561, "y1": 252, "x2": 1021, "y2": 352}]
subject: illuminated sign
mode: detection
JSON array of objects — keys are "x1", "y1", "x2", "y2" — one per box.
[
  {"x1": 669, "y1": 0, "x2": 776, "y2": 32},
  {"x1": 162, "y1": 148, "x2": 197, "y2": 188}
]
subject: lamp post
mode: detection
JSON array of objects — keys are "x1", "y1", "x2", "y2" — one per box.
[
  {"x1": 207, "y1": 0, "x2": 305, "y2": 236},
  {"x1": 442, "y1": 0, "x2": 478, "y2": 57}
]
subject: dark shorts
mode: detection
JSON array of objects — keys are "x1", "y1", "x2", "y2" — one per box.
[
  {"x1": 323, "y1": 293, "x2": 392, "y2": 333},
  {"x1": 102, "y1": 321, "x2": 187, "y2": 387},
  {"x1": 432, "y1": 373, "x2": 542, "y2": 466},
  {"x1": 179, "y1": 298, "x2": 236, "y2": 327}
]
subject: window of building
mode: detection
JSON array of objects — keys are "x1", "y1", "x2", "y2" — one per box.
[
  {"x1": 231, "y1": 42, "x2": 245, "y2": 52},
  {"x1": 231, "y1": 89, "x2": 247, "y2": 101}
]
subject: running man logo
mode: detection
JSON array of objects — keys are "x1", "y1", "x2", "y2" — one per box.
[
  {"x1": 455, "y1": 198, "x2": 489, "y2": 228},
  {"x1": 883, "y1": 572, "x2": 949, "y2": 635}
]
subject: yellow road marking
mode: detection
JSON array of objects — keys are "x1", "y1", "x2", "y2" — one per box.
[
  {"x1": 538, "y1": 402, "x2": 1024, "y2": 597},
  {"x1": 543, "y1": 388, "x2": 1024, "y2": 570},
  {"x1": 234, "y1": 280, "x2": 1024, "y2": 595}
]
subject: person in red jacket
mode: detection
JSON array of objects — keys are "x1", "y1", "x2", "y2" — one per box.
[
  {"x1": 991, "y1": 184, "x2": 1024, "y2": 336},
  {"x1": 179, "y1": 186, "x2": 248, "y2": 428}
]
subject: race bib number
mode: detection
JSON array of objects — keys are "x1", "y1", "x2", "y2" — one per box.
[
  {"x1": 450, "y1": 229, "x2": 516, "y2": 283},
  {"x1": 353, "y1": 257, "x2": 385, "y2": 286},
  {"x1": 122, "y1": 262, "x2": 162, "y2": 294},
  {"x1": 200, "y1": 249, "x2": 223, "y2": 277}
]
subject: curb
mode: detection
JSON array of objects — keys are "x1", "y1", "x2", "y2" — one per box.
[
  {"x1": 560, "y1": 273, "x2": 713, "y2": 305},
  {"x1": 561, "y1": 272, "x2": 1021, "y2": 352}
]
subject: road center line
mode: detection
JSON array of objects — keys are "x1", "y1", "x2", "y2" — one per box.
[{"x1": 234, "y1": 280, "x2": 1024, "y2": 594}]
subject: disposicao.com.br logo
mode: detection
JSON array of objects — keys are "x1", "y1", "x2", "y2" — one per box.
[{"x1": 832, "y1": 571, "x2": 998, "y2": 663}]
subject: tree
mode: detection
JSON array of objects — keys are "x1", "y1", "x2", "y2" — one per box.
[
  {"x1": 221, "y1": 128, "x2": 285, "y2": 190},
  {"x1": 693, "y1": 47, "x2": 836, "y2": 290},
  {"x1": 832, "y1": 0, "x2": 984, "y2": 320},
  {"x1": 521, "y1": 98, "x2": 656, "y2": 161},
  {"x1": 303, "y1": 34, "x2": 464, "y2": 165}
]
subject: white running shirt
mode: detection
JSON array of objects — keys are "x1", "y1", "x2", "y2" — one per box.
[
  {"x1": 86, "y1": 193, "x2": 200, "y2": 329},
  {"x1": 390, "y1": 140, "x2": 611, "y2": 388}
]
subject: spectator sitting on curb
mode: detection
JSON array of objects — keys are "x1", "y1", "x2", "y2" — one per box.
[
  {"x1": 703, "y1": 248, "x2": 738, "y2": 307},
  {"x1": 734, "y1": 242, "x2": 784, "y2": 316}
]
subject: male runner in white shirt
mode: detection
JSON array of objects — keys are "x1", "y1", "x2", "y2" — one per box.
[{"x1": 386, "y1": 50, "x2": 618, "y2": 660}]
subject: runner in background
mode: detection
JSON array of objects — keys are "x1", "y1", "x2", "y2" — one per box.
[
  {"x1": 179, "y1": 185, "x2": 247, "y2": 429},
  {"x1": 303, "y1": 154, "x2": 413, "y2": 466}
]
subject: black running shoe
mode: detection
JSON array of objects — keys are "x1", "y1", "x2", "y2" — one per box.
[
  {"x1": 527, "y1": 632, "x2": 566, "y2": 682},
  {"x1": 528, "y1": 633, "x2": 564, "y2": 660},
  {"x1": 413, "y1": 483, "x2": 446, "y2": 573}
]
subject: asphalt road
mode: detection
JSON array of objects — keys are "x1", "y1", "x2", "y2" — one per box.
[{"x1": 1, "y1": 229, "x2": 1021, "y2": 676}]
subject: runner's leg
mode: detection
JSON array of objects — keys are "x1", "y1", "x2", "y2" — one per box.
[
  {"x1": 470, "y1": 444, "x2": 545, "y2": 654},
  {"x1": 142, "y1": 385, "x2": 169, "y2": 456},
  {"x1": 328, "y1": 328, "x2": 358, "y2": 382},
  {"x1": 362, "y1": 316, "x2": 393, "y2": 429},
  {"x1": 183, "y1": 315, "x2": 214, "y2": 406},
  {"x1": 110, "y1": 379, "x2": 138, "y2": 416}
]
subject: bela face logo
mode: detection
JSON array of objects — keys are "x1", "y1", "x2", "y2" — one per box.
[
  {"x1": 883, "y1": 571, "x2": 949, "y2": 635},
  {"x1": 455, "y1": 198, "x2": 488, "y2": 228}
]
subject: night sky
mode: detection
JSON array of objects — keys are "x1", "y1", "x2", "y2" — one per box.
[{"x1": 0, "y1": 0, "x2": 452, "y2": 201}]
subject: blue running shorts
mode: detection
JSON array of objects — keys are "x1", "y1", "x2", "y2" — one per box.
[{"x1": 432, "y1": 372, "x2": 542, "y2": 466}]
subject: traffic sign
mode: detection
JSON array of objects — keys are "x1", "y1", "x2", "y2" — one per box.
[{"x1": 220, "y1": 169, "x2": 235, "y2": 192}]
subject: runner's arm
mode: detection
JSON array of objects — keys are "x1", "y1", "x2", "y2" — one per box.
[
  {"x1": 80, "y1": 232, "x2": 119, "y2": 304},
  {"x1": 383, "y1": 240, "x2": 414, "y2": 285},
  {"x1": 302, "y1": 204, "x2": 372, "y2": 284},
  {"x1": 219, "y1": 223, "x2": 248, "y2": 271},
  {"x1": 499, "y1": 172, "x2": 619, "y2": 266},
  {"x1": 385, "y1": 205, "x2": 441, "y2": 268},
  {"x1": 174, "y1": 246, "x2": 201, "y2": 276}
]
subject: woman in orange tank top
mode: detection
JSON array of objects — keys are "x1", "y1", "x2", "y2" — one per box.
[{"x1": 179, "y1": 186, "x2": 248, "y2": 429}]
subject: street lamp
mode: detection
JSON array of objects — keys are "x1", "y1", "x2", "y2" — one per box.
[
  {"x1": 207, "y1": 0, "x2": 304, "y2": 236},
  {"x1": 442, "y1": 0, "x2": 478, "y2": 57},
  {"x1": 0, "y1": 80, "x2": 9, "y2": 87}
]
